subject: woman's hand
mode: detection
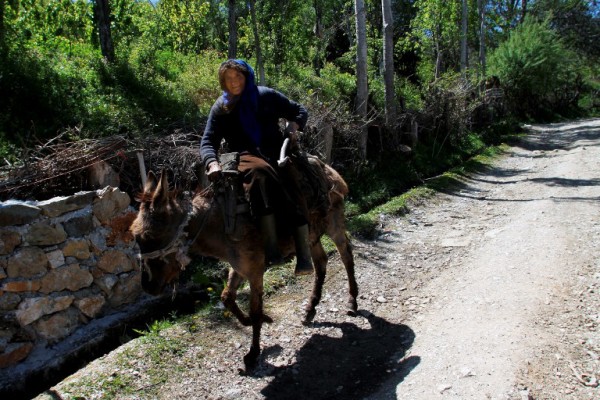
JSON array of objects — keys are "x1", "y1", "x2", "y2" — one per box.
[
  {"x1": 206, "y1": 161, "x2": 223, "y2": 182},
  {"x1": 285, "y1": 121, "x2": 299, "y2": 135}
]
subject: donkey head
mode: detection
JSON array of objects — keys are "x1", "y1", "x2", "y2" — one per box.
[{"x1": 130, "y1": 170, "x2": 189, "y2": 295}]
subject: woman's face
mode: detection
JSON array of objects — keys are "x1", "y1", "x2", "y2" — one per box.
[{"x1": 223, "y1": 68, "x2": 246, "y2": 96}]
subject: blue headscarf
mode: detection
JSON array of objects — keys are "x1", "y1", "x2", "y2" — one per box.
[{"x1": 222, "y1": 59, "x2": 262, "y2": 148}]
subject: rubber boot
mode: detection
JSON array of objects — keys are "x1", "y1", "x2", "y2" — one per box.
[
  {"x1": 293, "y1": 224, "x2": 314, "y2": 275},
  {"x1": 260, "y1": 214, "x2": 284, "y2": 266}
]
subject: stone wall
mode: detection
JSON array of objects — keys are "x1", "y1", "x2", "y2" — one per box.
[{"x1": 0, "y1": 187, "x2": 141, "y2": 369}]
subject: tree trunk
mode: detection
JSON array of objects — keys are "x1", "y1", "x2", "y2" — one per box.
[
  {"x1": 478, "y1": 0, "x2": 486, "y2": 80},
  {"x1": 521, "y1": 0, "x2": 527, "y2": 23},
  {"x1": 93, "y1": 0, "x2": 114, "y2": 62},
  {"x1": 381, "y1": 0, "x2": 397, "y2": 124},
  {"x1": 355, "y1": 0, "x2": 368, "y2": 159},
  {"x1": 0, "y1": 0, "x2": 4, "y2": 45},
  {"x1": 434, "y1": 32, "x2": 442, "y2": 79},
  {"x1": 249, "y1": 0, "x2": 265, "y2": 84},
  {"x1": 228, "y1": 0, "x2": 237, "y2": 59},
  {"x1": 313, "y1": 0, "x2": 324, "y2": 77},
  {"x1": 460, "y1": 0, "x2": 468, "y2": 78}
]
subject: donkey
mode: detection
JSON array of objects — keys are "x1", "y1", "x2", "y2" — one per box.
[{"x1": 130, "y1": 155, "x2": 358, "y2": 369}]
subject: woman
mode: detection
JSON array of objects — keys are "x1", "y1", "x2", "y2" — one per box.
[{"x1": 200, "y1": 59, "x2": 313, "y2": 275}]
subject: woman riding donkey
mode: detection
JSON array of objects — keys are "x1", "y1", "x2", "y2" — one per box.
[{"x1": 200, "y1": 59, "x2": 313, "y2": 275}]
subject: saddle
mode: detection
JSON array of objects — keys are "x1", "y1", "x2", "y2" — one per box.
[{"x1": 214, "y1": 151, "x2": 331, "y2": 241}]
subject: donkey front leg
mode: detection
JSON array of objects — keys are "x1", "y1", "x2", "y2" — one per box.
[
  {"x1": 243, "y1": 273, "x2": 267, "y2": 369},
  {"x1": 221, "y1": 269, "x2": 251, "y2": 326}
]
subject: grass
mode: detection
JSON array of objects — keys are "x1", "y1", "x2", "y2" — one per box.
[
  {"x1": 59, "y1": 312, "x2": 198, "y2": 399},
  {"x1": 346, "y1": 142, "x2": 510, "y2": 239}
]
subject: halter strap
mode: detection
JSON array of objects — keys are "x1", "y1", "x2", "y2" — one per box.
[{"x1": 137, "y1": 190, "x2": 217, "y2": 261}]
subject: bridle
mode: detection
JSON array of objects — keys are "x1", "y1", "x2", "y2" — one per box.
[{"x1": 137, "y1": 192, "x2": 215, "y2": 282}]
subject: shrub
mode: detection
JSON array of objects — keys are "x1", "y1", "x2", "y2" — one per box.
[{"x1": 488, "y1": 18, "x2": 580, "y2": 120}]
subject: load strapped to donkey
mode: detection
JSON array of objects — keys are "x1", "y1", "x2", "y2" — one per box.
[{"x1": 130, "y1": 137, "x2": 358, "y2": 370}]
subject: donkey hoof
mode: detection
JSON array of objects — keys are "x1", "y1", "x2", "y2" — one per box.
[
  {"x1": 347, "y1": 298, "x2": 358, "y2": 313},
  {"x1": 303, "y1": 309, "x2": 316, "y2": 325},
  {"x1": 263, "y1": 314, "x2": 273, "y2": 323},
  {"x1": 243, "y1": 347, "x2": 260, "y2": 370}
]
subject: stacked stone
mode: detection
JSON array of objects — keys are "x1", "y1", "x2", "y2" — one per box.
[{"x1": 0, "y1": 187, "x2": 140, "y2": 368}]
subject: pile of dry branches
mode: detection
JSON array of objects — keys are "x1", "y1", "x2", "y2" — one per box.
[{"x1": 0, "y1": 131, "x2": 204, "y2": 201}]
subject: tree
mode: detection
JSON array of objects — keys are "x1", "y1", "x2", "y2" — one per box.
[
  {"x1": 531, "y1": 0, "x2": 600, "y2": 60},
  {"x1": 488, "y1": 18, "x2": 579, "y2": 117},
  {"x1": 0, "y1": 0, "x2": 5, "y2": 48},
  {"x1": 460, "y1": 0, "x2": 468, "y2": 77},
  {"x1": 381, "y1": 0, "x2": 397, "y2": 125},
  {"x1": 478, "y1": 0, "x2": 487, "y2": 79},
  {"x1": 355, "y1": 0, "x2": 368, "y2": 159},
  {"x1": 228, "y1": 0, "x2": 237, "y2": 58},
  {"x1": 93, "y1": 0, "x2": 114, "y2": 62},
  {"x1": 313, "y1": 0, "x2": 324, "y2": 76},
  {"x1": 248, "y1": 0, "x2": 265, "y2": 84},
  {"x1": 487, "y1": 0, "x2": 529, "y2": 43},
  {"x1": 521, "y1": 0, "x2": 528, "y2": 22},
  {"x1": 156, "y1": 0, "x2": 211, "y2": 54},
  {"x1": 410, "y1": 0, "x2": 462, "y2": 81}
]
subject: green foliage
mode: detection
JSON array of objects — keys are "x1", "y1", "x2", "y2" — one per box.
[
  {"x1": 344, "y1": 156, "x2": 421, "y2": 216},
  {"x1": 530, "y1": 0, "x2": 600, "y2": 61},
  {"x1": 411, "y1": 129, "x2": 487, "y2": 179},
  {"x1": 396, "y1": 76, "x2": 424, "y2": 111},
  {"x1": 4, "y1": 0, "x2": 93, "y2": 47},
  {"x1": 133, "y1": 315, "x2": 187, "y2": 367},
  {"x1": 0, "y1": 34, "x2": 215, "y2": 142},
  {"x1": 155, "y1": 0, "x2": 212, "y2": 54},
  {"x1": 488, "y1": 18, "x2": 580, "y2": 120},
  {"x1": 347, "y1": 186, "x2": 435, "y2": 239},
  {"x1": 0, "y1": 41, "x2": 95, "y2": 141},
  {"x1": 408, "y1": 0, "x2": 462, "y2": 83},
  {"x1": 577, "y1": 63, "x2": 600, "y2": 115},
  {"x1": 178, "y1": 51, "x2": 223, "y2": 115},
  {"x1": 273, "y1": 63, "x2": 356, "y2": 108}
]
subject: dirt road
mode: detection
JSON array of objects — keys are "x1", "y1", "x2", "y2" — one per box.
[{"x1": 37, "y1": 119, "x2": 600, "y2": 399}]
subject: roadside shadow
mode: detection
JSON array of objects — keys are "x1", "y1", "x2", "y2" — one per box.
[
  {"x1": 259, "y1": 311, "x2": 418, "y2": 400},
  {"x1": 528, "y1": 177, "x2": 600, "y2": 187},
  {"x1": 514, "y1": 120, "x2": 600, "y2": 152}
]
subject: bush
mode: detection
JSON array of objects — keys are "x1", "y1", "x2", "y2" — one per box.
[
  {"x1": 273, "y1": 62, "x2": 355, "y2": 108},
  {"x1": 488, "y1": 18, "x2": 580, "y2": 120}
]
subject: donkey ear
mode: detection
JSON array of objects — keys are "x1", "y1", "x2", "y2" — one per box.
[
  {"x1": 134, "y1": 171, "x2": 158, "y2": 203},
  {"x1": 152, "y1": 169, "x2": 170, "y2": 205},
  {"x1": 144, "y1": 171, "x2": 158, "y2": 193}
]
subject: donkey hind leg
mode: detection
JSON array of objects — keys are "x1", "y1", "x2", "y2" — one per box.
[
  {"x1": 221, "y1": 269, "x2": 252, "y2": 326},
  {"x1": 243, "y1": 273, "x2": 267, "y2": 369},
  {"x1": 329, "y1": 227, "x2": 358, "y2": 314},
  {"x1": 303, "y1": 240, "x2": 327, "y2": 324}
]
